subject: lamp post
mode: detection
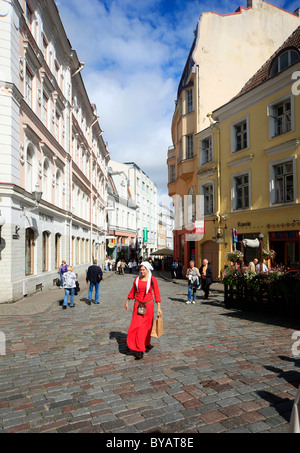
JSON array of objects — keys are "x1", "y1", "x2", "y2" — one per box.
[
  {"x1": 0, "y1": 210, "x2": 6, "y2": 244},
  {"x1": 258, "y1": 233, "x2": 264, "y2": 273},
  {"x1": 22, "y1": 185, "x2": 43, "y2": 216}
]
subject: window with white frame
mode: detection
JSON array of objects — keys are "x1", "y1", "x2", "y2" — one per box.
[
  {"x1": 25, "y1": 67, "x2": 33, "y2": 107},
  {"x1": 186, "y1": 88, "x2": 193, "y2": 114},
  {"x1": 186, "y1": 135, "x2": 193, "y2": 159},
  {"x1": 26, "y1": 146, "x2": 34, "y2": 193},
  {"x1": 42, "y1": 92, "x2": 49, "y2": 126},
  {"x1": 268, "y1": 94, "x2": 294, "y2": 139},
  {"x1": 273, "y1": 160, "x2": 294, "y2": 204},
  {"x1": 269, "y1": 49, "x2": 300, "y2": 78},
  {"x1": 231, "y1": 170, "x2": 251, "y2": 211},
  {"x1": 42, "y1": 159, "x2": 51, "y2": 203},
  {"x1": 231, "y1": 116, "x2": 249, "y2": 153},
  {"x1": 200, "y1": 136, "x2": 213, "y2": 165}
]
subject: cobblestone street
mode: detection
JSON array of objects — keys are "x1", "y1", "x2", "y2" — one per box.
[{"x1": 0, "y1": 272, "x2": 299, "y2": 433}]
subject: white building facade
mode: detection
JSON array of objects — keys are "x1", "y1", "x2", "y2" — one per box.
[
  {"x1": 109, "y1": 161, "x2": 158, "y2": 258},
  {"x1": 106, "y1": 165, "x2": 137, "y2": 261},
  {"x1": 0, "y1": 0, "x2": 108, "y2": 303},
  {"x1": 158, "y1": 203, "x2": 174, "y2": 250}
]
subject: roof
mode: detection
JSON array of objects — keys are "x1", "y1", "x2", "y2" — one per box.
[{"x1": 232, "y1": 25, "x2": 300, "y2": 100}]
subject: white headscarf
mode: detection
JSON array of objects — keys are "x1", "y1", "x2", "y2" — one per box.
[{"x1": 136, "y1": 261, "x2": 154, "y2": 294}]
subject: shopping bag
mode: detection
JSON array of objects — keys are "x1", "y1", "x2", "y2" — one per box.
[{"x1": 151, "y1": 315, "x2": 163, "y2": 338}]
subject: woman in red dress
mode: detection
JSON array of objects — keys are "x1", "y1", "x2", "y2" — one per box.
[{"x1": 125, "y1": 262, "x2": 162, "y2": 360}]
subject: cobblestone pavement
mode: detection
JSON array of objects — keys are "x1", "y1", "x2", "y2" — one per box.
[{"x1": 0, "y1": 272, "x2": 299, "y2": 433}]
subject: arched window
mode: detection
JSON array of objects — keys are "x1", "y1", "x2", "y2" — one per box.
[
  {"x1": 43, "y1": 159, "x2": 51, "y2": 203},
  {"x1": 269, "y1": 49, "x2": 300, "y2": 78},
  {"x1": 55, "y1": 169, "x2": 62, "y2": 208},
  {"x1": 26, "y1": 146, "x2": 35, "y2": 193},
  {"x1": 55, "y1": 233, "x2": 61, "y2": 269},
  {"x1": 25, "y1": 228, "x2": 35, "y2": 275}
]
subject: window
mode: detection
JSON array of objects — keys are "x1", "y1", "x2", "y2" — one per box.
[
  {"x1": 231, "y1": 170, "x2": 251, "y2": 211},
  {"x1": 269, "y1": 49, "x2": 300, "y2": 78},
  {"x1": 55, "y1": 170, "x2": 62, "y2": 208},
  {"x1": 235, "y1": 174, "x2": 249, "y2": 209},
  {"x1": 274, "y1": 100, "x2": 291, "y2": 136},
  {"x1": 268, "y1": 95, "x2": 294, "y2": 138},
  {"x1": 235, "y1": 121, "x2": 247, "y2": 152},
  {"x1": 231, "y1": 116, "x2": 249, "y2": 153},
  {"x1": 25, "y1": 67, "x2": 33, "y2": 107},
  {"x1": 200, "y1": 136, "x2": 213, "y2": 164},
  {"x1": 202, "y1": 184, "x2": 214, "y2": 215},
  {"x1": 186, "y1": 135, "x2": 193, "y2": 159},
  {"x1": 42, "y1": 231, "x2": 50, "y2": 272},
  {"x1": 55, "y1": 233, "x2": 61, "y2": 269},
  {"x1": 26, "y1": 146, "x2": 34, "y2": 192},
  {"x1": 25, "y1": 228, "x2": 35, "y2": 275},
  {"x1": 274, "y1": 161, "x2": 294, "y2": 203},
  {"x1": 169, "y1": 165, "x2": 175, "y2": 183},
  {"x1": 42, "y1": 159, "x2": 51, "y2": 203},
  {"x1": 186, "y1": 88, "x2": 193, "y2": 114},
  {"x1": 42, "y1": 92, "x2": 48, "y2": 126},
  {"x1": 25, "y1": 2, "x2": 33, "y2": 30}
]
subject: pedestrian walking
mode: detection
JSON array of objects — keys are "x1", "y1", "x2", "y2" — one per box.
[
  {"x1": 119, "y1": 259, "x2": 128, "y2": 275},
  {"x1": 199, "y1": 258, "x2": 213, "y2": 299},
  {"x1": 62, "y1": 266, "x2": 77, "y2": 309},
  {"x1": 58, "y1": 260, "x2": 68, "y2": 287},
  {"x1": 186, "y1": 260, "x2": 200, "y2": 304},
  {"x1": 124, "y1": 261, "x2": 162, "y2": 360},
  {"x1": 86, "y1": 259, "x2": 103, "y2": 305}
]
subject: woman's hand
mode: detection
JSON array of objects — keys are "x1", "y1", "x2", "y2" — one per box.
[
  {"x1": 124, "y1": 299, "x2": 129, "y2": 311},
  {"x1": 157, "y1": 302, "x2": 162, "y2": 316}
]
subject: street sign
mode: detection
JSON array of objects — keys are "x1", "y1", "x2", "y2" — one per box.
[
  {"x1": 194, "y1": 220, "x2": 205, "y2": 235},
  {"x1": 143, "y1": 228, "x2": 148, "y2": 243}
]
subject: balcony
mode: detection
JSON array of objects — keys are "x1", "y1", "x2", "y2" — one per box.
[{"x1": 178, "y1": 156, "x2": 196, "y2": 182}]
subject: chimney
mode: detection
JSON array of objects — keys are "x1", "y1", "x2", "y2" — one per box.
[
  {"x1": 294, "y1": 8, "x2": 300, "y2": 17},
  {"x1": 247, "y1": 0, "x2": 261, "y2": 7}
]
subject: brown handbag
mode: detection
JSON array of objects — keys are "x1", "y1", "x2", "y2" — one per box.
[
  {"x1": 137, "y1": 303, "x2": 147, "y2": 315},
  {"x1": 151, "y1": 315, "x2": 163, "y2": 338}
]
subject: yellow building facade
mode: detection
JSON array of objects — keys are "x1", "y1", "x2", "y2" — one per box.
[
  {"x1": 167, "y1": 2, "x2": 300, "y2": 276},
  {"x1": 196, "y1": 28, "x2": 300, "y2": 277}
]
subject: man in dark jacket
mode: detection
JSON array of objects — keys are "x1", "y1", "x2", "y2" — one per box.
[
  {"x1": 86, "y1": 259, "x2": 103, "y2": 305},
  {"x1": 199, "y1": 259, "x2": 213, "y2": 299}
]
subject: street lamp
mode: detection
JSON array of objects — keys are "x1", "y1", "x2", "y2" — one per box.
[
  {"x1": 0, "y1": 210, "x2": 6, "y2": 244},
  {"x1": 22, "y1": 184, "x2": 43, "y2": 216},
  {"x1": 258, "y1": 233, "x2": 264, "y2": 273}
]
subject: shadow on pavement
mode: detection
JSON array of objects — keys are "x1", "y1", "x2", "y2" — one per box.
[{"x1": 109, "y1": 331, "x2": 135, "y2": 356}]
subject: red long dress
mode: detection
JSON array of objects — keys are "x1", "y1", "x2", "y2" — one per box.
[{"x1": 126, "y1": 277, "x2": 161, "y2": 352}]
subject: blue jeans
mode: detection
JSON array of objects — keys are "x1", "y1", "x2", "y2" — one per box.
[
  {"x1": 88, "y1": 282, "x2": 99, "y2": 303},
  {"x1": 188, "y1": 284, "x2": 197, "y2": 302},
  {"x1": 63, "y1": 288, "x2": 75, "y2": 307}
]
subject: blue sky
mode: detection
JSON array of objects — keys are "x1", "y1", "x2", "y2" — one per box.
[{"x1": 55, "y1": 0, "x2": 299, "y2": 198}]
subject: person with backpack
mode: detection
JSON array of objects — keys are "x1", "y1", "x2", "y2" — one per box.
[
  {"x1": 86, "y1": 259, "x2": 103, "y2": 305},
  {"x1": 62, "y1": 266, "x2": 77, "y2": 309},
  {"x1": 124, "y1": 261, "x2": 162, "y2": 360}
]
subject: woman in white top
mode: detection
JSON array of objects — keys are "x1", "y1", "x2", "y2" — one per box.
[{"x1": 62, "y1": 266, "x2": 77, "y2": 309}]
